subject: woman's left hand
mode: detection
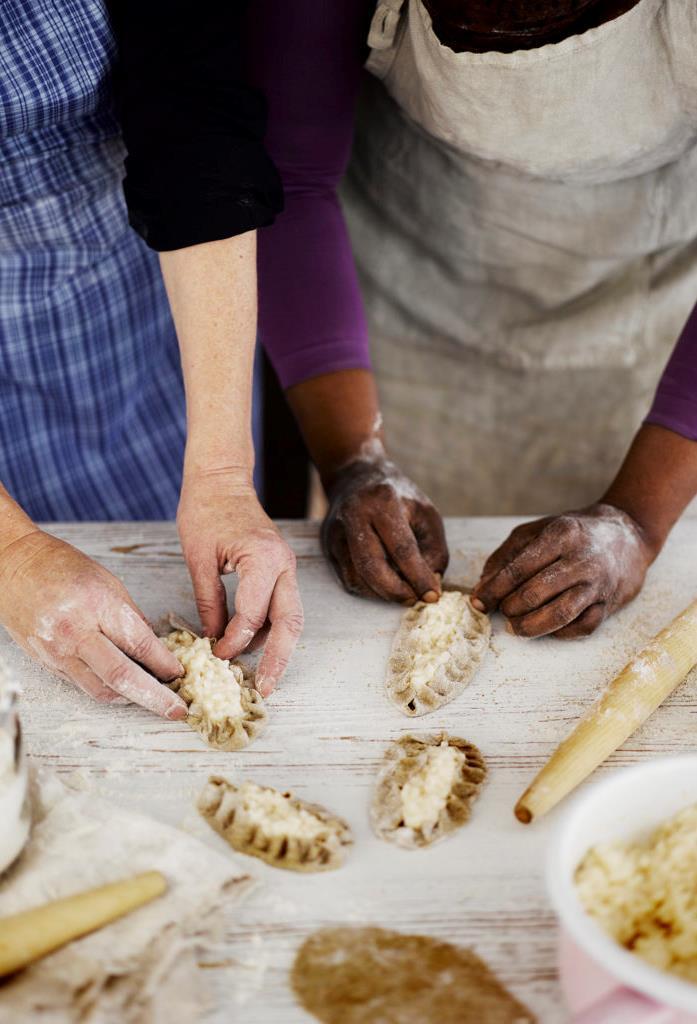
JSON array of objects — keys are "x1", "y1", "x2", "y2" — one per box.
[
  {"x1": 472, "y1": 503, "x2": 655, "y2": 639},
  {"x1": 177, "y1": 471, "x2": 304, "y2": 695}
]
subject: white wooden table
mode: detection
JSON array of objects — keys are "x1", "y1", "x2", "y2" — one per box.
[{"x1": 5, "y1": 518, "x2": 697, "y2": 1023}]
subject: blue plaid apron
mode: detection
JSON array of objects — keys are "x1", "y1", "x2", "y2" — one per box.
[{"x1": 0, "y1": 0, "x2": 187, "y2": 520}]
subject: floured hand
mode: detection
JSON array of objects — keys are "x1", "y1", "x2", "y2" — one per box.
[
  {"x1": 177, "y1": 473, "x2": 303, "y2": 696},
  {"x1": 0, "y1": 530, "x2": 187, "y2": 717},
  {"x1": 473, "y1": 503, "x2": 654, "y2": 638},
  {"x1": 321, "y1": 449, "x2": 448, "y2": 604}
]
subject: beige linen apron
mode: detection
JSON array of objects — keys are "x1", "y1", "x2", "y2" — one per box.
[{"x1": 342, "y1": 0, "x2": 697, "y2": 514}]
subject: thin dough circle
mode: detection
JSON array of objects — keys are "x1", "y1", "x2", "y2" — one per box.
[{"x1": 291, "y1": 926, "x2": 536, "y2": 1023}]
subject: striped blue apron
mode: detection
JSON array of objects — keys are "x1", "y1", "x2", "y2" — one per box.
[{"x1": 0, "y1": 0, "x2": 187, "y2": 520}]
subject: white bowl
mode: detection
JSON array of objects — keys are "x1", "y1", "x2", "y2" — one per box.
[{"x1": 546, "y1": 756, "x2": 697, "y2": 1020}]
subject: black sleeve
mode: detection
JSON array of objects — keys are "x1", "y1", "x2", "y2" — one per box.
[{"x1": 106, "y1": 1, "x2": 283, "y2": 252}]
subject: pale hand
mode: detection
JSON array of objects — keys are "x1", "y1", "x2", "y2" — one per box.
[
  {"x1": 473, "y1": 503, "x2": 654, "y2": 638},
  {"x1": 0, "y1": 530, "x2": 187, "y2": 716},
  {"x1": 177, "y1": 475, "x2": 303, "y2": 696}
]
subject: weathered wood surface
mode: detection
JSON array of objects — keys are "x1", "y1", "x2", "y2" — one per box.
[{"x1": 4, "y1": 518, "x2": 697, "y2": 1023}]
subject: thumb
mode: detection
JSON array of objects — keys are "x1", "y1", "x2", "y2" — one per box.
[{"x1": 187, "y1": 555, "x2": 228, "y2": 638}]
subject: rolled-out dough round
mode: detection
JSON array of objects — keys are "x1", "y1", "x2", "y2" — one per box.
[{"x1": 291, "y1": 926, "x2": 535, "y2": 1023}]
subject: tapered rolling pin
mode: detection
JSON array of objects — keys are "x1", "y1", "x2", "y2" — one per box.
[
  {"x1": 0, "y1": 870, "x2": 166, "y2": 977},
  {"x1": 515, "y1": 599, "x2": 697, "y2": 824}
]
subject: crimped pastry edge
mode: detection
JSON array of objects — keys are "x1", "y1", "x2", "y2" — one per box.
[
  {"x1": 198, "y1": 775, "x2": 353, "y2": 872},
  {"x1": 162, "y1": 623, "x2": 268, "y2": 751},
  {"x1": 386, "y1": 592, "x2": 490, "y2": 717},
  {"x1": 370, "y1": 732, "x2": 487, "y2": 849}
]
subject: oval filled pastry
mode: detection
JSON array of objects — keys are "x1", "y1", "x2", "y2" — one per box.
[
  {"x1": 198, "y1": 776, "x2": 353, "y2": 872},
  {"x1": 371, "y1": 733, "x2": 487, "y2": 849},
  {"x1": 162, "y1": 629, "x2": 267, "y2": 751},
  {"x1": 385, "y1": 591, "x2": 490, "y2": 717}
]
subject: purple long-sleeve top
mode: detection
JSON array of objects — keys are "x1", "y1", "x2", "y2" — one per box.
[
  {"x1": 645, "y1": 304, "x2": 697, "y2": 440},
  {"x1": 246, "y1": 3, "x2": 373, "y2": 388},
  {"x1": 248, "y1": 0, "x2": 697, "y2": 442}
]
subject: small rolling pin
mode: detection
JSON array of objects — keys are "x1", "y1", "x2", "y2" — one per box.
[
  {"x1": 0, "y1": 870, "x2": 166, "y2": 977},
  {"x1": 515, "y1": 599, "x2": 697, "y2": 824}
]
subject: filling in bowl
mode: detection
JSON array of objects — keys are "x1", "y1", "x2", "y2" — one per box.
[{"x1": 575, "y1": 804, "x2": 697, "y2": 982}]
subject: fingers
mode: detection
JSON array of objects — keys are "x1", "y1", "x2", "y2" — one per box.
[
  {"x1": 327, "y1": 502, "x2": 447, "y2": 604},
  {"x1": 106, "y1": 603, "x2": 183, "y2": 681},
  {"x1": 345, "y1": 523, "x2": 416, "y2": 603},
  {"x1": 321, "y1": 463, "x2": 448, "y2": 606},
  {"x1": 410, "y1": 503, "x2": 449, "y2": 578},
  {"x1": 327, "y1": 530, "x2": 379, "y2": 600},
  {"x1": 374, "y1": 513, "x2": 440, "y2": 601},
  {"x1": 78, "y1": 634, "x2": 187, "y2": 719},
  {"x1": 215, "y1": 556, "x2": 283, "y2": 661},
  {"x1": 323, "y1": 527, "x2": 378, "y2": 599},
  {"x1": 474, "y1": 520, "x2": 564, "y2": 612},
  {"x1": 554, "y1": 603, "x2": 606, "y2": 640},
  {"x1": 499, "y1": 561, "x2": 576, "y2": 619},
  {"x1": 477, "y1": 522, "x2": 542, "y2": 586},
  {"x1": 474, "y1": 519, "x2": 553, "y2": 610},
  {"x1": 187, "y1": 556, "x2": 228, "y2": 639},
  {"x1": 506, "y1": 583, "x2": 595, "y2": 638},
  {"x1": 256, "y1": 571, "x2": 305, "y2": 697},
  {"x1": 61, "y1": 658, "x2": 124, "y2": 703},
  {"x1": 245, "y1": 622, "x2": 270, "y2": 653}
]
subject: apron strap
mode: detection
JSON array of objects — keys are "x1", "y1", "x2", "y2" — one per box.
[{"x1": 368, "y1": 0, "x2": 406, "y2": 51}]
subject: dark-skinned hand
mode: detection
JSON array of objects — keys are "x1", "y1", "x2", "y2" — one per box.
[
  {"x1": 472, "y1": 503, "x2": 655, "y2": 638},
  {"x1": 321, "y1": 456, "x2": 448, "y2": 604}
]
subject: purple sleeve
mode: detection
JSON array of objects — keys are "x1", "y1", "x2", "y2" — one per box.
[
  {"x1": 645, "y1": 302, "x2": 697, "y2": 440},
  {"x1": 246, "y1": 2, "x2": 373, "y2": 389}
]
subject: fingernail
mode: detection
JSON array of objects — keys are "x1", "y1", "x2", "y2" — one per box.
[
  {"x1": 256, "y1": 677, "x2": 273, "y2": 698},
  {"x1": 166, "y1": 704, "x2": 187, "y2": 720},
  {"x1": 471, "y1": 597, "x2": 485, "y2": 612},
  {"x1": 240, "y1": 627, "x2": 255, "y2": 649},
  {"x1": 422, "y1": 590, "x2": 439, "y2": 603},
  {"x1": 505, "y1": 620, "x2": 516, "y2": 636}
]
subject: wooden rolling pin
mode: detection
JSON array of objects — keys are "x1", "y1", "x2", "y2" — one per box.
[
  {"x1": 0, "y1": 870, "x2": 166, "y2": 977},
  {"x1": 515, "y1": 599, "x2": 697, "y2": 824}
]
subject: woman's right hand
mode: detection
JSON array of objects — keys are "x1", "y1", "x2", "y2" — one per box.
[
  {"x1": 0, "y1": 529, "x2": 187, "y2": 718},
  {"x1": 286, "y1": 369, "x2": 448, "y2": 603},
  {"x1": 321, "y1": 455, "x2": 448, "y2": 603}
]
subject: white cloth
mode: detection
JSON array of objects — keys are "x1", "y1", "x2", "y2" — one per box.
[
  {"x1": 0, "y1": 775, "x2": 254, "y2": 1024},
  {"x1": 344, "y1": 0, "x2": 697, "y2": 513}
]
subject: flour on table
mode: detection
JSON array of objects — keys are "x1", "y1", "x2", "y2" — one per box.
[
  {"x1": 162, "y1": 630, "x2": 266, "y2": 751},
  {"x1": 0, "y1": 774, "x2": 254, "y2": 1024},
  {"x1": 371, "y1": 734, "x2": 487, "y2": 849},
  {"x1": 291, "y1": 926, "x2": 535, "y2": 1023},
  {"x1": 198, "y1": 776, "x2": 353, "y2": 873},
  {"x1": 386, "y1": 591, "x2": 490, "y2": 716}
]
